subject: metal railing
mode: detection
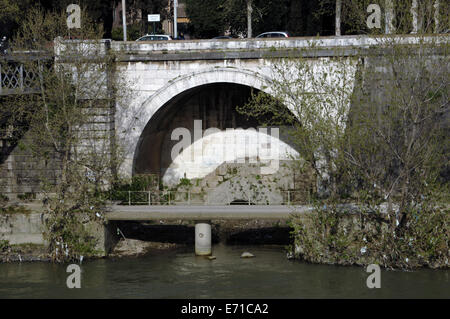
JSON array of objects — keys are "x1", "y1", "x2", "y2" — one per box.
[
  {"x1": 0, "y1": 190, "x2": 312, "y2": 207},
  {"x1": 108, "y1": 190, "x2": 311, "y2": 206},
  {"x1": 0, "y1": 59, "x2": 43, "y2": 96}
]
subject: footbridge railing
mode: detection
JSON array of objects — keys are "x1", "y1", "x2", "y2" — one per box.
[{"x1": 108, "y1": 190, "x2": 312, "y2": 206}]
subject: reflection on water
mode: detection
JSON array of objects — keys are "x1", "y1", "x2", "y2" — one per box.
[{"x1": 0, "y1": 244, "x2": 448, "y2": 299}]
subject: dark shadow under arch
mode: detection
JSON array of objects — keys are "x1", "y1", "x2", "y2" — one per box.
[{"x1": 133, "y1": 82, "x2": 300, "y2": 183}]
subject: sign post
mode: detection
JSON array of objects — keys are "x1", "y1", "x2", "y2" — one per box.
[{"x1": 148, "y1": 14, "x2": 160, "y2": 35}]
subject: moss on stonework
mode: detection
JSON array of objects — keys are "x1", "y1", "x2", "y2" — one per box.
[{"x1": 0, "y1": 205, "x2": 32, "y2": 215}]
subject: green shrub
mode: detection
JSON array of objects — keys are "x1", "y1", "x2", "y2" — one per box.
[
  {"x1": 17, "y1": 193, "x2": 36, "y2": 201},
  {"x1": 178, "y1": 177, "x2": 192, "y2": 187},
  {"x1": 109, "y1": 174, "x2": 159, "y2": 204},
  {"x1": 0, "y1": 240, "x2": 10, "y2": 252},
  {"x1": 111, "y1": 24, "x2": 147, "y2": 41},
  {"x1": 290, "y1": 201, "x2": 449, "y2": 270},
  {"x1": 0, "y1": 193, "x2": 8, "y2": 208}
]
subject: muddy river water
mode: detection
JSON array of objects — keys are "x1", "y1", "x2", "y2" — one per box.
[{"x1": 0, "y1": 244, "x2": 448, "y2": 298}]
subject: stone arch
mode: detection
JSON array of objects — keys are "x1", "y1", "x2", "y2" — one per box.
[
  {"x1": 145, "y1": 67, "x2": 273, "y2": 116},
  {"x1": 121, "y1": 67, "x2": 274, "y2": 177}
]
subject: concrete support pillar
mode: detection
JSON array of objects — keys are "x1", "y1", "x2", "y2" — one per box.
[{"x1": 195, "y1": 221, "x2": 212, "y2": 256}]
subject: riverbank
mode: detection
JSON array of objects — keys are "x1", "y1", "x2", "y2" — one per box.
[
  {"x1": 0, "y1": 215, "x2": 292, "y2": 263},
  {"x1": 2, "y1": 206, "x2": 447, "y2": 269},
  {"x1": 289, "y1": 203, "x2": 449, "y2": 270},
  {"x1": 0, "y1": 243, "x2": 50, "y2": 262},
  {"x1": 0, "y1": 238, "x2": 191, "y2": 263}
]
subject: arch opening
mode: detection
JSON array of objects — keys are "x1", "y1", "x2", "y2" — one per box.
[{"x1": 133, "y1": 82, "x2": 301, "y2": 188}]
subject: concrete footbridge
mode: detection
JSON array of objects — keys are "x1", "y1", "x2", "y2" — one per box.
[
  {"x1": 106, "y1": 204, "x2": 313, "y2": 256},
  {"x1": 105, "y1": 204, "x2": 313, "y2": 221}
]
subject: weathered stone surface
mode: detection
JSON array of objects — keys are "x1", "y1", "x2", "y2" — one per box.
[
  {"x1": 0, "y1": 212, "x2": 46, "y2": 245},
  {"x1": 3, "y1": 35, "x2": 445, "y2": 206}
]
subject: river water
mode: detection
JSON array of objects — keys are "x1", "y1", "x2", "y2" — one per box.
[{"x1": 0, "y1": 244, "x2": 448, "y2": 298}]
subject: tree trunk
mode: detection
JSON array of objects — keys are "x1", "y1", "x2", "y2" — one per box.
[
  {"x1": 434, "y1": 0, "x2": 440, "y2": 33},
  {"x1": 385, "y1": 0, "x2": 395, "y2": 34},
  {"x1": 247, "y1": 0, "x2": 252, "y2": 38},
  {"x1": 411, "y1": 0, "x2": 418, "y2": 33},
  {"x1": 335, "y1": 0, "x2": 342, "y2": 36}
]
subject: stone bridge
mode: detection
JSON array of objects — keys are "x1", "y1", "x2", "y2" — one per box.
[
  {"x1": 107, "y1": 35, "x2": 448, "y2": 203},
  {"x1": 1, "y1": 35, "x2": 448, "y2": 256},
  {"x1": 1, "y1": 34, "x2": 448, "y2": 203}
]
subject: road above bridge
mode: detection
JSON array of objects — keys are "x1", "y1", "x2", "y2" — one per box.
[{"x1": 105, "y1": 205, "x2": 314, "y2": 221}]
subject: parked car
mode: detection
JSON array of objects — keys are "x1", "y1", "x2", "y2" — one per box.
[
  {"x1": 255, "y1": 32, "x2": 290, "y2": 39},
  {"x1": 136, "y1": 34, "x2": 172, "y2": 41}
]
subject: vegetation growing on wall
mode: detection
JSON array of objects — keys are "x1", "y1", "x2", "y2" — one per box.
[
  {"x1": 0, "y1": 240, "x2": 10, "y2": 252},
  {"x1": 240, "y1": 9, "x2": 449, "y2": 268},
  {"x1": 290, "y1": 200, "x2": 449, "y2": 270},
  {"x1": 0, "y1": 6, "x2": 132, "y2": 262}
]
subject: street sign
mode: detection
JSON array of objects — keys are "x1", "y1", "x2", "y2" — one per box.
[{"x1": 148, "y1": 14, "x2": 160, "y2": 22}]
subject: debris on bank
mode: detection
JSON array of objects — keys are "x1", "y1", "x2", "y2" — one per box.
[
  {"x1": 0, "y1": 243, "x2": 50, "y2": 263},
  {"x1": 109, "y1": 239, "x2": 184, "y2": 257}
]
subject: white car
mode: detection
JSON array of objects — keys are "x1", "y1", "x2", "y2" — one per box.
[
  {"x1": 136, "y1": 34, "x2": 172, "y2": 41},
  {"x1": 255, "y1": 32, "x2": 290, "y2": 38}
]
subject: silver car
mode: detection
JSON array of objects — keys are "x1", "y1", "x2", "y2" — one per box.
[
  {"x1": 255, "y1": 32, "x2": 290, "y2": 38},
  {"x1": 136, "y1": 34, "x2": 172, "y2": 41}
]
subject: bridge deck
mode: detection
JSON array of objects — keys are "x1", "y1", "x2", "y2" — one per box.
[{"x1": 106, "y1": 205, "x2": 314, "y2": 221}]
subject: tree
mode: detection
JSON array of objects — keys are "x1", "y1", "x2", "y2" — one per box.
[
  {"x1": 335, "y1": 0, "x2": 342, "y2": 35},
  {"x1": 239, "y1": 0, "x2": 449, "y2": 268},
  {"x1": 0, "y1": 5, "x2": 132, "y2": 261},
  {"x1": 0, "y1": 0, "x2": 32, "y2": 38},
  {"x1": 121, "y1": 0, "x2": 169, "y2": 37},
  {"x1": 346, "y1": 36, "x2": 449, "y2": 225},
  {"x1": 340, "y1": 0, "x2": 449, "y2": 35},
  {"x1": 185, "y1": 0, "x2": 336, "y2": 38},
  {"x1": 39, "y1": 0, "x2": 117, "y2": 38},
  {"x1": 239, "y1": 48, "x2": 357, "y2": 197},
  {"x1": 240, "y1": 0, "x2": 449, "y2": 212},
  {"x1": 185, "y1": 0, "x2": 226, "y2": 38}
]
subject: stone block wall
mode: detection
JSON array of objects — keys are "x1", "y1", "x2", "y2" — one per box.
[
  {"x1": 0, "y1": 212, "x2": 46, "y2": 245},
  {"x1": 0, "y1": 102, "x2": 115, "y2": 200}
]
